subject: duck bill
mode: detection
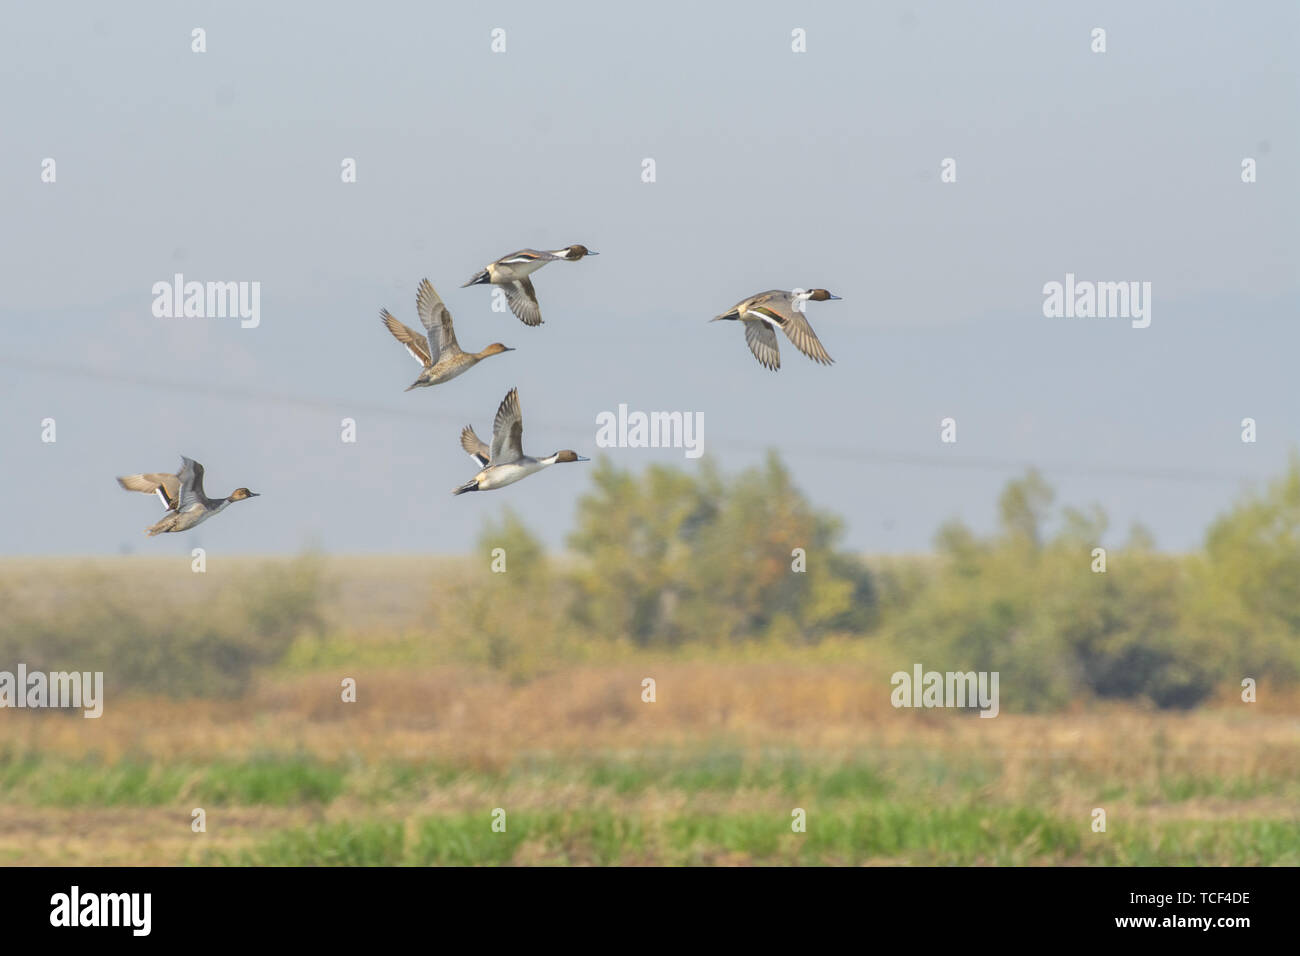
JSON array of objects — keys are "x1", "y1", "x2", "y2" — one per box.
[
  {"x1": 576, "y1": 455, "x2": 590, "y2": 462},
  {"x1": 827, "y1": 294, "x2": 842, "y2": 300}
]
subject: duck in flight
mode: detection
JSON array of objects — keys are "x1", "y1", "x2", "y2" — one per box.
[
  {"x1": 381, "y1": 278, "x2": 513, "y2": 390},
  {"x1": 461, "y1": 245, "x2": 598, "y2": 326},
  {"x1": 454, "y1": 388, "x2": 588, "y2": 494},
  {"x1": 117, "y1": 456, "x2": 259, "y2": 535},
  {"x1": 711, "y1": 288, "x2": 840, "y2": 370}
]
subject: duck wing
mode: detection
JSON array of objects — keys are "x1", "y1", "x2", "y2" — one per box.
[
  {"x1": 777, "y1": 309, "x2": 834, "y2": 365},
  {"x1": 743, "y1": 320, "x2": 781, "y2": 371},
  {"x1": 459, "y1": 426, "x2": 491, "y2": 467},
  {"x1": 748, "y1": 300, "x2": 834, "y2": 366},
  {"x1": 497, "y1": 249, "x2": 562, "y2": 265},
  {"x1": 416, "y1": 278, "x2": 460, "y2": 361},
  {"x1": 504, "y1": 278, "x2": 543, "y2": 326},
  {"x1": 489, "y1": 388, "x2": 525, "y2": 464},
  {"x1": 117, "y1": 472, "x2": 181, "y2": 510},
  {"x1": 177, "y1": 457, "x2": 208, "y2": 510},
  {"x1": 381, "y1": 310, "x2": 433, "y2": 367}
]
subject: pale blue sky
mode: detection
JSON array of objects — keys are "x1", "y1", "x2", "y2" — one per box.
[{"x1": 1, "y1": 1, "x2": 1295, "y2": 555}]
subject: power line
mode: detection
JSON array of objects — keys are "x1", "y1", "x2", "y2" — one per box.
[{"x1": 1, "y1": 355, "x2": 1266, "y2": 485}]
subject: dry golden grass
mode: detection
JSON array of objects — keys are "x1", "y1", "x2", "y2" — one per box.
[
  {"x1": 1, "y1": 557, "x2": 1296, "y2": 864},
  {"x1": 2, "y1": 666, "x2": 1296, "y2": 864}
]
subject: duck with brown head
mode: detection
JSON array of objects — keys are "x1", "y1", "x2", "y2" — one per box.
[
  {"x1": 710, "y1": 287, "x2": 840, "y2": 371},
  {"x1": 804, "y1": 288, "x2": 841, "y2": 302},
  {"x1": 460, "y1": 244, "x2": 599, "y2": 326},
  {"x1": 453, "y1": 388, "x2": 589, "y2": 495},
  {"x1": 117, "y1": 456, "x2": 260, "y2": 536},
  {"x1": 557, "y1": 244, "x2": 597, "y2": 261},
  {"x1": 380, "y1": 278, "x2": 515, "y2": 390}
]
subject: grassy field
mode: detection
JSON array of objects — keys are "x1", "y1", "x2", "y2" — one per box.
[{"x1": 0, "y1": 557, "x2": 1296, "y2": 865}]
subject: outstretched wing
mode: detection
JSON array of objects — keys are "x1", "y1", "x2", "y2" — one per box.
[
  {"x1": 460, "y1": 426, "x2": 491, "y2": 467},
  {"x1": 504, "y1": 278, "x2": 543, "y2": 326},
  {"x1": 743, "y1": 320, "x2": 781, "y2": 371},
  {"x1": 117, "y1": 472, "x2": 181, "y2": 510},
  {"x1": 490, "y1": 388, "x2": 525, "y2": 464},
  {"x1": 749, "y1": 301, "x2": 834, "y2": 366},
  {"x1": 776, "y1": 310, "x2": 834, "y2": 365},
  {"x1": 381, "y1": 310, "x2": 433, "y2": 367},
  {"x1": 416, "y1": 279, "x2": 460, "y2": 361},
  {"x1": 177, "y1": 457, "x2": 207, "y2": 510}
]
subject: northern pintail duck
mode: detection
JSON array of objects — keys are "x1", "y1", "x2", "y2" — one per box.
[
  {"x1": 117, "y1": 456, "x2": 259, "y2": 535},
  {"x1": 461, "y1": 245, "x2": 598, "y2": 326},
  {"x1": 381, "y1": 278, "x2": 513, "y2": 390},
  {"x1": 454, "y1": 387, "x2": 589, "y2": 494},
  {"x1": 711, "y1": 288, "x2": 840, "y2": 370}
]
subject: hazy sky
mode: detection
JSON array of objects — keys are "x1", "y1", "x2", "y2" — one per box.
[{"x1": 1, "y1": 1, "x2": 1296, "y2": 556}]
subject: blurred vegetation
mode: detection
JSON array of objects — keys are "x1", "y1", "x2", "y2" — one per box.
[
  {"x1": 888, "y1": 471, "x2": 1216, "y2": 710},
  {"x1": 2, "y1": 455, "x2": 1298, "y2": 711},
  {"x1": 3, "y1": 457, "x2": 1298, "y2": 866},
  {"x1": 458, "y1": 507, "x2": 579, "y2": 682},
  {"x1": 204, "y1": 807, "x2": 1298, "y2": 866},
  {"x1": 868, "y1": 455, "x2": 1294, "y2": 712},
  {"x1": 567, "y1": 453, "x2": 875, "y2": 645},
  {"x1": 0, "y1": 553, "x2": 324, "y2": 698},
  {"x1": 556, "y1": 453, "x2": 1299, "y2": 710}
]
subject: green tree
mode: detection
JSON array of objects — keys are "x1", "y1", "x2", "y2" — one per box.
[
  {"x1": 567, "y1": 453, "x2": 874, "y2": 645},
  {"x1": 1191, "y1": 454, "x2": 1300, "y2": 680},
  {"x1": 893, "y1": 471, "x2": 1218, "y2": 710},
  {"x1": 467, "y1": 508, "x2": 557, "y2": 678},
  {"x1": 567, "y1": 458, "x2": 718, "y2": 644}
]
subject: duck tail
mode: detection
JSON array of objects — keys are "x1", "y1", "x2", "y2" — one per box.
[
  {"x1": 452, "y1": 480, "x2": 480, "y2": 496},
  {"x1": 461, "y1": 269, "x2": 490, "y2": 288}
]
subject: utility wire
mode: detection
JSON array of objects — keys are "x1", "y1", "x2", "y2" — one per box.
[{"x1": 0, "y1": 355, "x2": 1264, "y2": 485}]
